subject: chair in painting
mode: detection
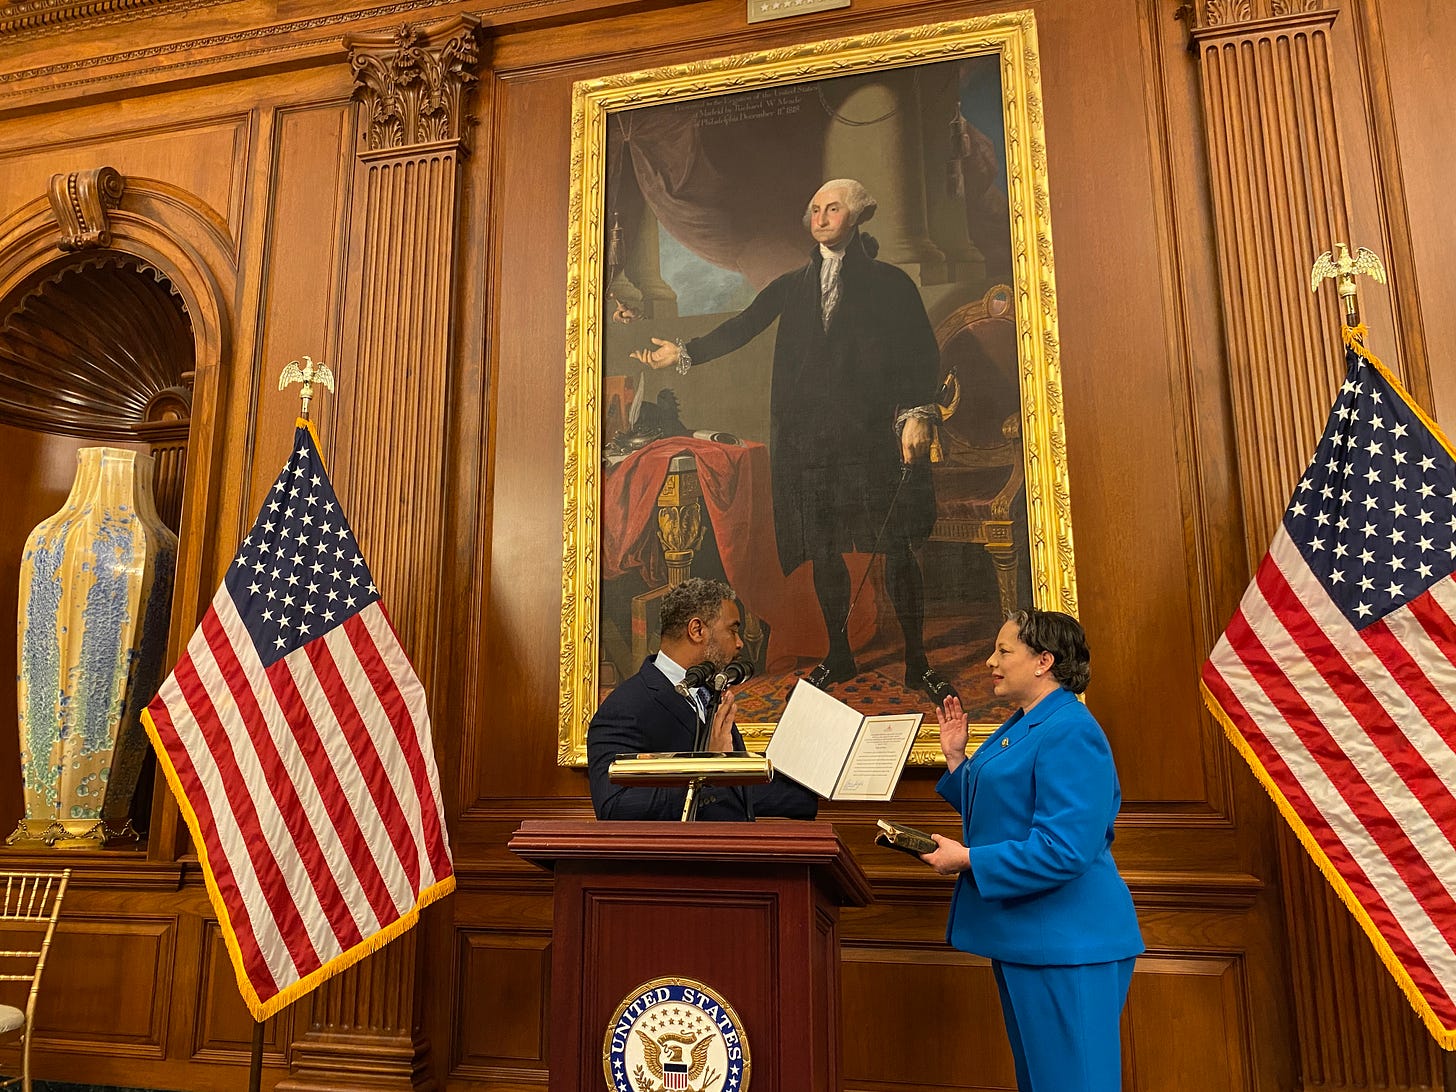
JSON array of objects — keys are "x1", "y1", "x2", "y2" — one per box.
[
  {"x1": 0, "y1": 869, "x2": 70, "y2": 1092},
  {"x1": 930, "y1": 284, "x2": 1026, "y2": 618}
]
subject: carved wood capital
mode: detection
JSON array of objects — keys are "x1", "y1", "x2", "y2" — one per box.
[
  {"x1": 1175, "y1": 0, "x2": 1334, "y2": 45},
  {"x1": 346, "y1": 15, "x2": 483, "y2": 154},
  {"x1": 1175, "y1": 0, "x2": 1327, "y2": 29},
  {"x1": 47, "y1": 166, "x2": 126, "y2": 251}
]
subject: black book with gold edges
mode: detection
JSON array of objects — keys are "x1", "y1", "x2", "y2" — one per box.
[{"x1": 874, "y1": 819, "x2": 937, "y2": 856}]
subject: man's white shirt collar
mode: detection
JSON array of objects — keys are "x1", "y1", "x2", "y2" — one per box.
[{"x1": 655, "y1": 650, "x2": 689, "y2": 687}]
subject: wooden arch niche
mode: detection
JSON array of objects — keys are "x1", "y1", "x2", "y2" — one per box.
[{"x1": 0, "y1": 166, "x2": 234, "y2": 850}]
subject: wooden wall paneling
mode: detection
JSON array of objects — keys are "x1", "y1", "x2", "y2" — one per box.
[
  {"x1": 842, "y1": 946, "x2": 1015, "y2": 1091},
  {"x1": 469, "y1": 63, "x2": 581, "y2": 811},
  {"x1": 439, "y1": 60, "x2": 492, "y2": 847},
  {"x1": 1031, "y1": 0, "x2": 1225, "y2": 812},
  {"x1": 241, "y1": 94, "x2": 358, "y2": 529},
  {"x1": 440, "y1": 879, "x2": 553, "y2": 1087},
  {"x1": 1346, "y1": 0, "x2": 1456, "y2": 421},
  {"x1": 1032, "y1": 3, "x2": 1303, "y2": 1082},
  {"x1": 1139, "y1": 3, "x2": 1306, "y2": 1084},
  {"x1": 0, "y1": 113, "x2": 247, "y2": 236},
  {"x1": 191, "y1": 921, "x2": 292, "y2": 1068},
  {"x1": 451, "y1": 929, "x2": 551, "y2": 1080},
  {"x1": 0, "y1": 1, "x2": 1447, "y2": 1088},
  {"x1": 34, "y1": 914, "x2": 175, "y2": 1055},
  {"x1": 1125, "y1": 954, "x2": 1250, "y2": 1092},
  {"x1": 469, "y1": 3, "x2": 1299, "y2": 1091},
  {"x1": 1183, "y1": 1, "x2": 1445, "y2": 1088},
  {"x1": 1337, "y1": 0, "x2": 1432, "y2": 413}
]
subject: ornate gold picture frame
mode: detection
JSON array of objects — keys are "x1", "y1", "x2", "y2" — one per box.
[{"x1": 559, "y1": 11, "x2": 1076, "y2": 767}]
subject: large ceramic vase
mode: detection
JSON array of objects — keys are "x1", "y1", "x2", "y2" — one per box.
[{"x1": 14, "y1": 446, "x2": 178, "y2": 847}]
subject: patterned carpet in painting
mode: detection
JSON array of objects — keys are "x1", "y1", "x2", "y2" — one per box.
[{"x1": 732, "y1": 598, "x2": 1015, "y2": 728}]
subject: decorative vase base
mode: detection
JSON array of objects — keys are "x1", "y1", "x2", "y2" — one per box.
[{"x1": 5, "y1": 817, "x2": 141, "y2": 849}]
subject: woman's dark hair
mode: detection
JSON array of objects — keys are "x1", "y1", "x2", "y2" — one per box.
[{"x1": 1006, "y1": 608, "x2": 1090, "y2": 694}]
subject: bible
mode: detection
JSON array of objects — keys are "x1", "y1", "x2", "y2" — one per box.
[
  {"x1": 765, "y1": 680, "x2": 922, "y2": 801},
  {"x1": 874, "y1": 819, "x2": 937, "y2": 856}
]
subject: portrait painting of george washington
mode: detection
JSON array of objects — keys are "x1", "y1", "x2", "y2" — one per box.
[{"x1": 560, "y1": 14, "x2": 1076, "y2": 764}]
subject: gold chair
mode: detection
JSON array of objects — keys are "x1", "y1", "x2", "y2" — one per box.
[
  {"x1": 0, "y1": 869, "x2": 70, "y2": 1092},
  {"x1": 931, "y1": 284, "x2": 1025, "y2": 617}
]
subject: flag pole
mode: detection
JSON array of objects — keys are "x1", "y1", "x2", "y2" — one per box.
[
  {"x1": 245, "y1": 353, "x2": 334, "y2": 1091},
  {"x1": 249, "y1": 1019, "x2": 265, "y2": 1091}
]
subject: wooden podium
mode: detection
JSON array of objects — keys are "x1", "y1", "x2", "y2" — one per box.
[{"x1": 508, "y1": 819, "x2": 873, "y2": 1092}]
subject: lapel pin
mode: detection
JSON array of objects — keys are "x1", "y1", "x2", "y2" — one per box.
[{"x1": 1000, "y1": 738, "x2": 1009, "y2": 748}]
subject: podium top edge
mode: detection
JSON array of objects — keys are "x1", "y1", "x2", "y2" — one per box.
[{"x1": 505, "y1": 819, "x2": 873, "y2": 906}]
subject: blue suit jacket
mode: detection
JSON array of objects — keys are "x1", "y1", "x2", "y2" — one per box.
[
  {"x1": 588, "y1": 658, "x2": 818, "y2": 821},
  {"x1": 936, "y1": 688, "x2": 1143, "y2": 965}
]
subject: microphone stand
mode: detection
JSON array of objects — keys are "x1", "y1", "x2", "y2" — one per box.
[{"x1": 679, "y1": 686, "x2": 722, "y2": 822}]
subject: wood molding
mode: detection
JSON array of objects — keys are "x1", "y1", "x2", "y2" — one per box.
[
  {"x1": 277, "y1": 932, "x2": 435, "y2": 1091},
  {"x1": 1176, "y1": 0, "x2": 1330, "y2": 33},
  {"x1": 0, "y1": 0, "x2": 175, "y2": 36},
  {"x1": 332, "y1": 12, "x2": 482, "y2": 690},
  {"x1": 46, "y1": 166, "x2": 125, "y2": 251},
  {"x1": 347, "y1": 16, "x2": 482, "y2": 153},
  {"x1": 1186, "y1": 1, "x2": 1348, "y2": 563}
]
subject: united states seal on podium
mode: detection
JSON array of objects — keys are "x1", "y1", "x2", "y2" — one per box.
[{"x1": 603, "y1": 976, "x2": 751, "y2": 1092}]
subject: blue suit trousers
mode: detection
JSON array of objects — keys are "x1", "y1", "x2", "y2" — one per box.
[{"x1": 992, "y1": 957, "x2": 1136, "y2": 1092}]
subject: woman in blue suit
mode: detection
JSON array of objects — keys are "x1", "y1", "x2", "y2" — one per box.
[{"x1": 923, "y1": 609, "x2": 1142, "y2": 1091}]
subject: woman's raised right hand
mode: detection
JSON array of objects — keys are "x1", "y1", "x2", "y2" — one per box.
[{"x1": 936, "y1": 695, "x2": 969, "y2": 772}]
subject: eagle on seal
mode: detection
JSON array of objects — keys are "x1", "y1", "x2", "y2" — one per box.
[{"x1": 636, "y1": 1029, "x2": 714, "y2": 1091}]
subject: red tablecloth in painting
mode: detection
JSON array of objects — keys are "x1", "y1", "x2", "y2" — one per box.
[{"x1": 601, "y1": 438, "x2": 878, "y2": 666}]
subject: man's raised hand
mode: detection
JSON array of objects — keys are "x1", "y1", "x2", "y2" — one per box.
[{"x1": 707, "y1": 688, "x2": 737, "y2": 752}]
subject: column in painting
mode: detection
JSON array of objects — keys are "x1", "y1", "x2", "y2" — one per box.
[
  {"x1": 916, "y1": 59, "x2": 986, "y2": 286},
  {"x1": 819, "y1": 68, "x2": 944, "y2": 274},
  {"x1": 1184, "y1": 1, "x2": 1446, "y2": 1085},
  {"x1": 275, "y1": 14, "x2": 480, "y2": 1089},
  {"x1": 14, "y1": 446, "x2": 177, "y2": 846}
]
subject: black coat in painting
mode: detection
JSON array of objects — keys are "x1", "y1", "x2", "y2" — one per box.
[{"x1": 683, "y1": 230, "x2": 940, "y2": 576}]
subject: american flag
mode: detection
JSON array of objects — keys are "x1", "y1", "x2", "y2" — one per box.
[
  {"x1": 142, "y1": 419, "x2": 454, "y2": 1021},
  {"x1": 1202, "y1": 337, "x2": 1456, "y2": 1045}
]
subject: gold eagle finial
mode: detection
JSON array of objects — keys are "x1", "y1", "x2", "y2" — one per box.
[
  {"x1": 1311, "y1": 243, "x2": 1386, "y2": 331},
  {"x1": 278, "y1": 355, "x2": 336, "y2": 419}
]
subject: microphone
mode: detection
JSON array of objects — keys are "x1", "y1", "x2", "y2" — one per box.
[
  {"x1": 676, "y1": 660, "x2": 718, "y2": 696},
  {"x1": 712, "y1": 658, "x2": 755, "y2": 691}
]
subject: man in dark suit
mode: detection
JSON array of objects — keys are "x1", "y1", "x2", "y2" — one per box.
[
  {"x1": 633, "y1": 179, "x2": 953, "y2": 703},
  {"x1": 588, "y1": 577, "x2": 818, "y2": 821}
]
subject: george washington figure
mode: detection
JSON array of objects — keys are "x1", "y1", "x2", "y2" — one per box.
[{"x1": 633, "y1": 178, "x2": 954, "y2": 702}]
